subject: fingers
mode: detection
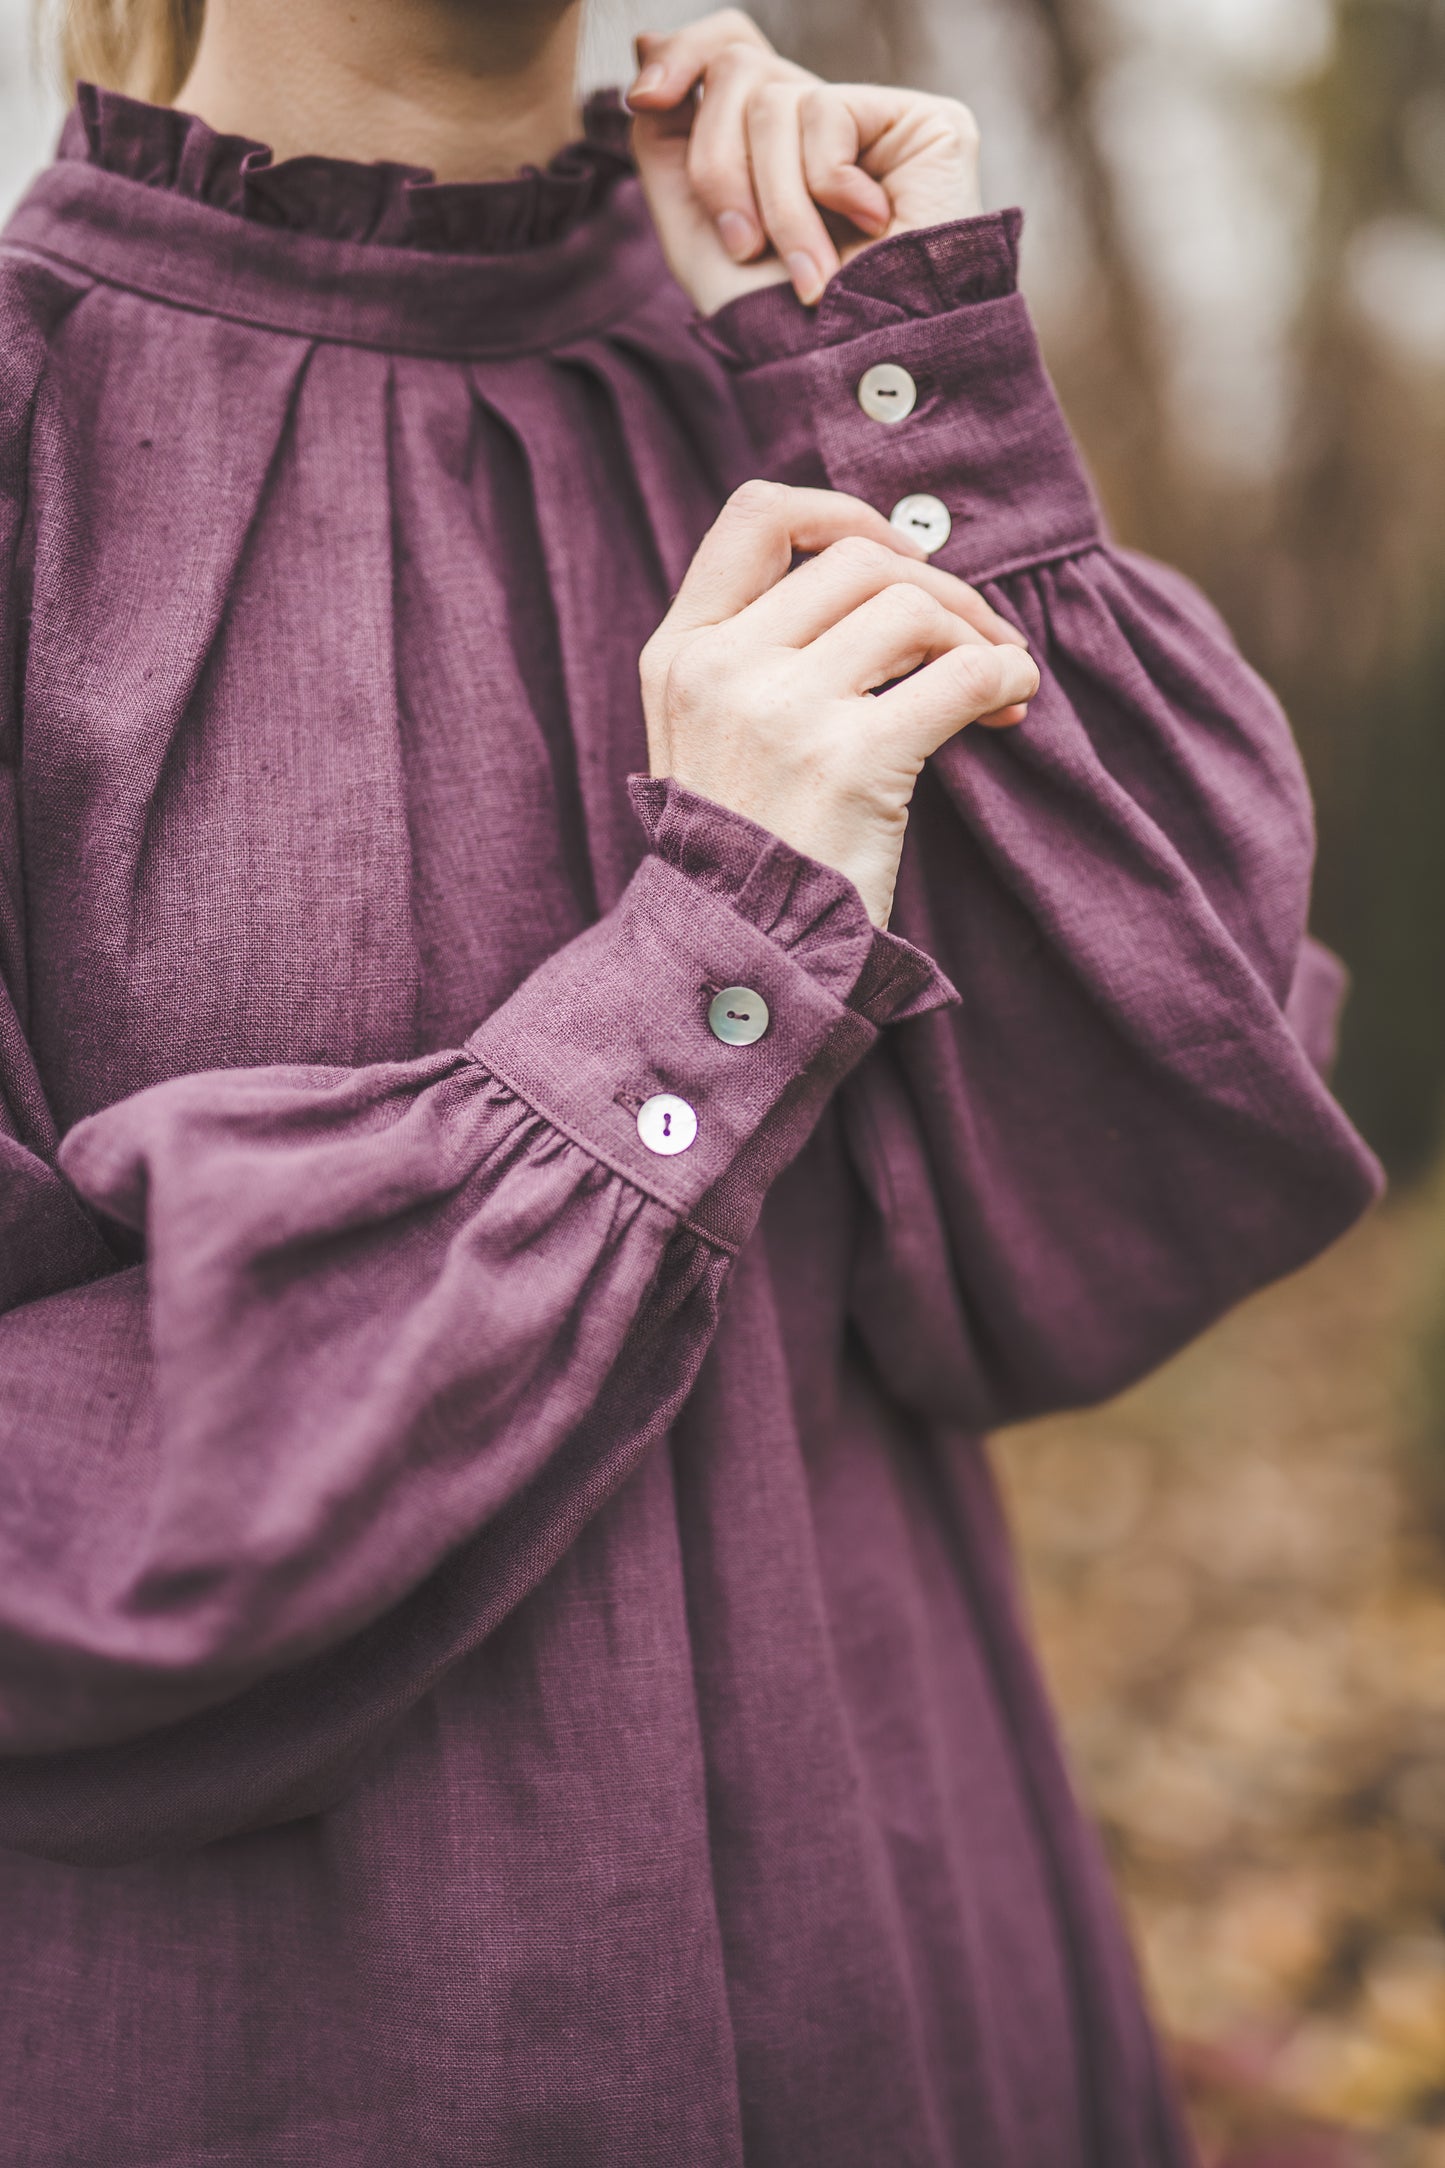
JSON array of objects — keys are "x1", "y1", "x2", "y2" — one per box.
[
  {"x1": 799, "y1": 87, "x2": 892, "y2": 241},
  {"x1": 874, "y1": 640, "x2": 1042, "y2": 758},
  {"x1": 630, "y1": 10, "x2": 773, "y2": 105},
  {"x1": 741, "y1": 534, "x2": 1030, "y2": 651},
  {"x1": 664, "y1": 483, "x2": 928, "y2": 633},
  {"x1": 631, "y1": 30, "x2": 893, "y2": 305},
  {"x1": 806, "y1": 584, "x2": 993, "y2": 698},
  {"x1": 744, "y1": 85, "x2": 840, "y2": 303},
  {"x1": 684, "y1": 45, "x2": 770, "y2": 262}
]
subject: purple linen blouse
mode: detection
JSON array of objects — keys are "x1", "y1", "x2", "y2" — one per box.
[{"x1": 0, "y1": 87, "x2": 1380, "y2": 2168}]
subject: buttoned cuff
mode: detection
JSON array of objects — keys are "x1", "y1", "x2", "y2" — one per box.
[
  {"x1": 699, "y1": 208, "x2": 1027, "y2": 365},
  {"x1": 693, "y1": 210, "x2": 1104, "y2": 585},
  {"x1": 465, "y1": 789, "x2": 956, "y2": 1251}
]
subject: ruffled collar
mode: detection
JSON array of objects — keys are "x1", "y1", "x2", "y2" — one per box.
[{"x1": 60, "y1": 82, "x2": 636, "y2": 255}]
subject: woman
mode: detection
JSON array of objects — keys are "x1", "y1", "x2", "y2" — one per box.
[{"x1": 0, "y1": 1, "x2": 1379, "y2": 2161}]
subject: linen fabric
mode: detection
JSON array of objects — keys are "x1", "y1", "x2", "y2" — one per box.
[{"x1": 0, "y1": 87, "x2": 1381, "y2": 2168}]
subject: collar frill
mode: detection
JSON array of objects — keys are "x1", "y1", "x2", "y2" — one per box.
[{"x1": 62, "y1": 82, "x2": 636, "y2": 254}]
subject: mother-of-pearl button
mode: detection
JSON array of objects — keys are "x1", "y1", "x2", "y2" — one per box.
[
  {"x1": 857, "y1": 362, "x2": 918, "y2": 424},
  {"x1": 890, "y1": 493, "x2": 952, "y2": 556},
  {"x1": 707, "y1": 986, "x2": 770, "y2": 1045},
  {"x1": 636, "y1": 1092, "x2": 698, "y2": 1156}
]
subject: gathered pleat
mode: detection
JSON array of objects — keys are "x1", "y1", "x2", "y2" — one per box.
[
  {"x1": 387, "y1": 354, "x2": 595, "y2": 1042},
  {"x1": 468, "y1": 357, "x2": 665, "y2": 911}
]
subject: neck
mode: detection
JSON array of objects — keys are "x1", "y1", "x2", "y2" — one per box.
[{"x1": 174, "y1": 0, "x2": 587, "y2": 181}]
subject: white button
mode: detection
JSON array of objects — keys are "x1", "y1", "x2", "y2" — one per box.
[
  {"x1": 636, "y1": 1092, "x2": 697, "y2": 1156},
  {"x1": 708, "y1": 986, "x2": 770, "y2": 1046},
  {"x1": 857, "y1": 362, "x2": 918, "y2": 424},
  {"x1": 890, "y1": 494, "x2": 952, "y2": 556}
]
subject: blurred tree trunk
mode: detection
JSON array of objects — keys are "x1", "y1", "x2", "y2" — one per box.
[
  {"x1": 748, "y1": 0, "x2": 928, "y2": 86},
  {"x1": 1002, "y1": 0, "x2": 1175, "y2": 554},
  {"x1": 1265, "y1": 0, "x2": 1445, "y2": 1171}
]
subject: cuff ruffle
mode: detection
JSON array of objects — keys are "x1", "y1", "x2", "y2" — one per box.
[
  {"x1": 628, "y1": 774, "x2": 957, "y2": 1028},
  {"x1": 696, "y1": 208, "x2": 1024, "y2": 369}
]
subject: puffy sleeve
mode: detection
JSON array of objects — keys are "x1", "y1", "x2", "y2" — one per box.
[
  {"x1": 0, "y1": 557, "x2": 952, "y2": 1853},
  {"x1": 697, "y1": 210, "x2": 1383, "y2": 1427}
]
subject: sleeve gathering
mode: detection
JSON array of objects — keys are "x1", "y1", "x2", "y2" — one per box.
[
  {"x1": 0, "y1": 759, "x2": 947, "y2": 1858},
  {"x1": 697, "y1": 210, "x2": 1383, "y2": 1430}
]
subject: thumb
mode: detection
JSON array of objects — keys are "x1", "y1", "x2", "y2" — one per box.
[
  {"x1": 631, "y1": 107, "x2": 790, "y2": 316},
  {"x1": 630, "y1": 106, "x2": 716, "y2": 276},
  {"x1": 876, "y1": 641, "x2": 1042, "y2": 761}
]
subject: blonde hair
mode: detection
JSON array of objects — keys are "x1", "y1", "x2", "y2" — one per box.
[{"x1": 46, "y1": 0, "x2": 206, "y2": 104}]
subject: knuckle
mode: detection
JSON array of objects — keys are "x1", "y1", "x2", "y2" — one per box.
[
  {"x1": 707, "y1": 41, "x2": 760, "y2": 86},
  {"x1": 726, "y1": 477, "x2": 787, "y2": 522},
  {"x1": 950, "y1": 644, "x2": 1004, "y2": 701},
  {"x1": 941, "y1": 97, "x2": 980, "y2": 150},
  {"x1": 687, "y1": 142, "x2": 737, "y2": 202},
  {"x1": 639, "y1": 633, "x2": 671, "y2": 694},
  {"x1": 751, "y1": 77, "x2": 798, "y2": 120},
  {"x1": 883, "y1": 584, "x2": 938, "y2": 639},
  {"x1": 829, "y1": 534, "x2": 894, "y2": 579},
  {"x1": 666, "y1": 637, "x2": 714, "y2": 708}
]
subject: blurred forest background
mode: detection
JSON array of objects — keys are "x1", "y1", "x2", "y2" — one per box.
[{"x1": 2, "y1": 0, "x2": 1444, "y2": 2157}]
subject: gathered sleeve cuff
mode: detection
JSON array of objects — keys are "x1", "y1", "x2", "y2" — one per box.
[
  {"x1": 468, "y1": 776, "x2": 956, "y2": 1252},
  {"x1": 0, "y1": 772, "x2": 956, "y2": 1847},
  {"x1": 693, "y1": 210, "x2": 1104, "y2": 584}
]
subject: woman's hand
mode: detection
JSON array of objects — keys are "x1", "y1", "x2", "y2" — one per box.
[
  {"x1": 628, "y1": 8, "x2": 983, "y2": 313},
  {"x1": 641, "y1": 484, "x2": 1038, "y2": 929}
]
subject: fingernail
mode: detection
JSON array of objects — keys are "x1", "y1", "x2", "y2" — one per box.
[
  {"x1": 716, "y1": 210, "x2": 757, "y2": 261},
  {"x1": 631, "y1": 64, "x2": 666, "y2": 96},
  {"x1": 786, "y1": 250, "x2": 823, "y2": 303}
]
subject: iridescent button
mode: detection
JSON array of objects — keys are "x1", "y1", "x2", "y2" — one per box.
[
  {"x1": 707, "y1": 986, "x2": 770, "y2": 1046},
  {"x1": 636, "y1": 1093, "x2": 698, "y2": 1156},
  {"x1": 890, "y1": 493, "x2": 952, "y2": 556},
  {"x1": 857, "y1": 362, "x2": 918, "y2": 424}
]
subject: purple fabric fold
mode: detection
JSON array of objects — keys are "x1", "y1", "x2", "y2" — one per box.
[{"x1": 628, "y1": 772, "x2": 959, "y2": 1024}]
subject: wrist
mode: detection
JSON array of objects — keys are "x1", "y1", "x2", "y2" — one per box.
[
  {"x1": 648, "y1": 764, "x2": 902, "y2": 932},
  {"x1": 629, "y1": 775, "x2": 952, "y2": 1012}
]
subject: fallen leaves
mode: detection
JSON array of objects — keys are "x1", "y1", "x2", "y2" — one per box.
[{"x1": 994, "y1": 1173, "x2": 1445, "y2": 2161}]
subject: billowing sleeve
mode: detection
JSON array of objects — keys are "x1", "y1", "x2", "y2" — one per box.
[
  {"x1": 0, "y1": 690, "x2": 952, "y2": 1815},
  {"x1": 698, "y1": 211, "x2": 1383, "y2": 1427}
]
